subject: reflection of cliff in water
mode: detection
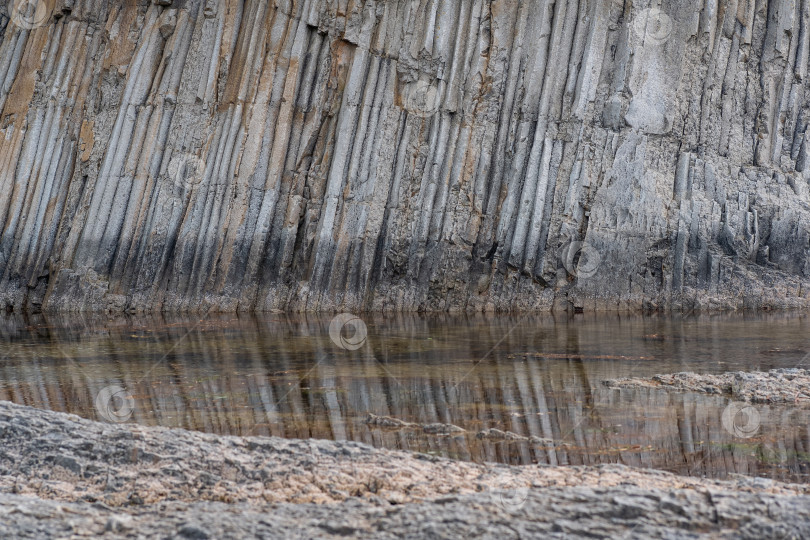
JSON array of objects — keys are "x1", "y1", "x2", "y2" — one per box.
[{"x1": 1, "y1": 313, "x2": 809, "y2": 482}]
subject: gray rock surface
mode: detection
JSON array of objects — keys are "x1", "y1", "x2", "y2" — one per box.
[
  {"x1": 3, "y1": 400, "x2": 810, "y2": 538},
  {"x1": 606, "y1": 367, "x2": 810, "y2": 403},
  {"x1": 2, "y1": 0, "x2": 810, "y2": 313},
  {"x1": 4, "y1": 484, "x2": 810, "y2": 539}
]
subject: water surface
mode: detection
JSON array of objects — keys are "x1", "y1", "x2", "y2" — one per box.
[{"x1": 1, "y1": 312, "x2": 809, "y2": 482}]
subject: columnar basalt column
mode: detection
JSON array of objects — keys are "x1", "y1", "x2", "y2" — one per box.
[{"x1": 1, "y1": 0, "x2": 809, "y2": 313}]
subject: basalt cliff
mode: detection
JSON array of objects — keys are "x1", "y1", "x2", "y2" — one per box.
[{"x1": 1, "y1": 0, "x2": 810, "y2": 313}]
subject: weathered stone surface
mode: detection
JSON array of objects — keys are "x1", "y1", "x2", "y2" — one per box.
[
  {"x1": 17, "y1": 398, "x2": 788, "y2": 508},
  {"x1": 606, "y1": 367, "x2": 810, "y2": 404},
  {"x1": 4, "y1": 484, "x2": 810, "y2": 539},
  {"x1": 3, "y1": 400, "x2": 810, "y2": 538},
  {"x1": 2, "y1": 0, "x2": 810, "y2": 313}
]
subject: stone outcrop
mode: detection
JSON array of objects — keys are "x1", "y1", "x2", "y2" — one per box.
[
  {"x1": 3, "y1": 400, "x2": 810, "y2": 539},
  {"x1": 606, "y1": 367, "x2": 810, "y2": 403},
  {"x1": 2, "y1": 0, "x2": 810, "y2": 313}
]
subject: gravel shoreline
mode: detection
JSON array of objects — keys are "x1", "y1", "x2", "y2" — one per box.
[{"x1": 2, "y1": 400, "x2": 810, "y2": 538}]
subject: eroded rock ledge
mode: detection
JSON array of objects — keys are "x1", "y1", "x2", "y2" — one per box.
[
  {"x1": 605, "y1": 368, "x2": 810, "y2": 404},
  {"x1": 2, "y1": 401, "x2": 810, "y2": 538}
]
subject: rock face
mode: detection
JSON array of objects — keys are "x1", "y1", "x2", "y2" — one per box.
[
  {"x1": 3, "y1": 400, "x2": 810, "y2": 539},
  {"x1": 1, "y1": 0, "x2": 810, "y2": 312}
]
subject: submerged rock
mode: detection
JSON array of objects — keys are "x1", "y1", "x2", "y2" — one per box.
[
  {"x1": 365, "y1": 413, "x2": 416, "y2": 429},
  {"x1": 421, "y1": 422, "x2": 466, "y2": 435},
  {"x1": 365, "y1": 413, "x2": 465, "y2": 435},
  {"x1": 476, "y1": 428, "x2": 555, "y2": 446},
  {"x1": 1, "y1": 1, "x2": 810, "y2": 313},
  {"x1": 477, "y1": 428, "x2": 528, "y2": 441}
]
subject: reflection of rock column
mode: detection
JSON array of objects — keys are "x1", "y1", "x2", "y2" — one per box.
[
  {"x1": 317, "y1": 361, "x2": 346, "y2": 441},
  {"x1": 3, "y1": 314, "x2": 810, "y2": 480},
  {"x1": 497, "y1": 361, "x2": 531, "y2": 464},
  {"x1": 527, "y1": 358, "x2": 558, "y2": 466}
]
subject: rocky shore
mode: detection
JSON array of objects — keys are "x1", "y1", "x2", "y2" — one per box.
[
  {"x1": 605, "y1": 368, "x2": 810, "y2": 404},
  {"x1": 2, "y1": 400, "x2": 810, "y2": 538}
]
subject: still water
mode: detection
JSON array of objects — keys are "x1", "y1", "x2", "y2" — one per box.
[{"x1": 1, "y1": 312, "x2": 810, "y2": 482}]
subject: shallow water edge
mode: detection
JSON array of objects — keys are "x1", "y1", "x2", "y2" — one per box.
[{"x1": 2, "y1": 311, "x2": 810, "y2": 482}]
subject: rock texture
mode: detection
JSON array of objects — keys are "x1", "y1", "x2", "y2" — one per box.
[
  {"x1": 3, "y1": 400, "x2": 810, "y2": 539},
  {"x1": 4, "y1": 485, "x2": 810, "y2": 539},
  {"x1": 606, "y1": 367, "x2": 810, "y2": 403},
  {"x1": 2, "y1": 0, "x2": 810, "y2": 313}
]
